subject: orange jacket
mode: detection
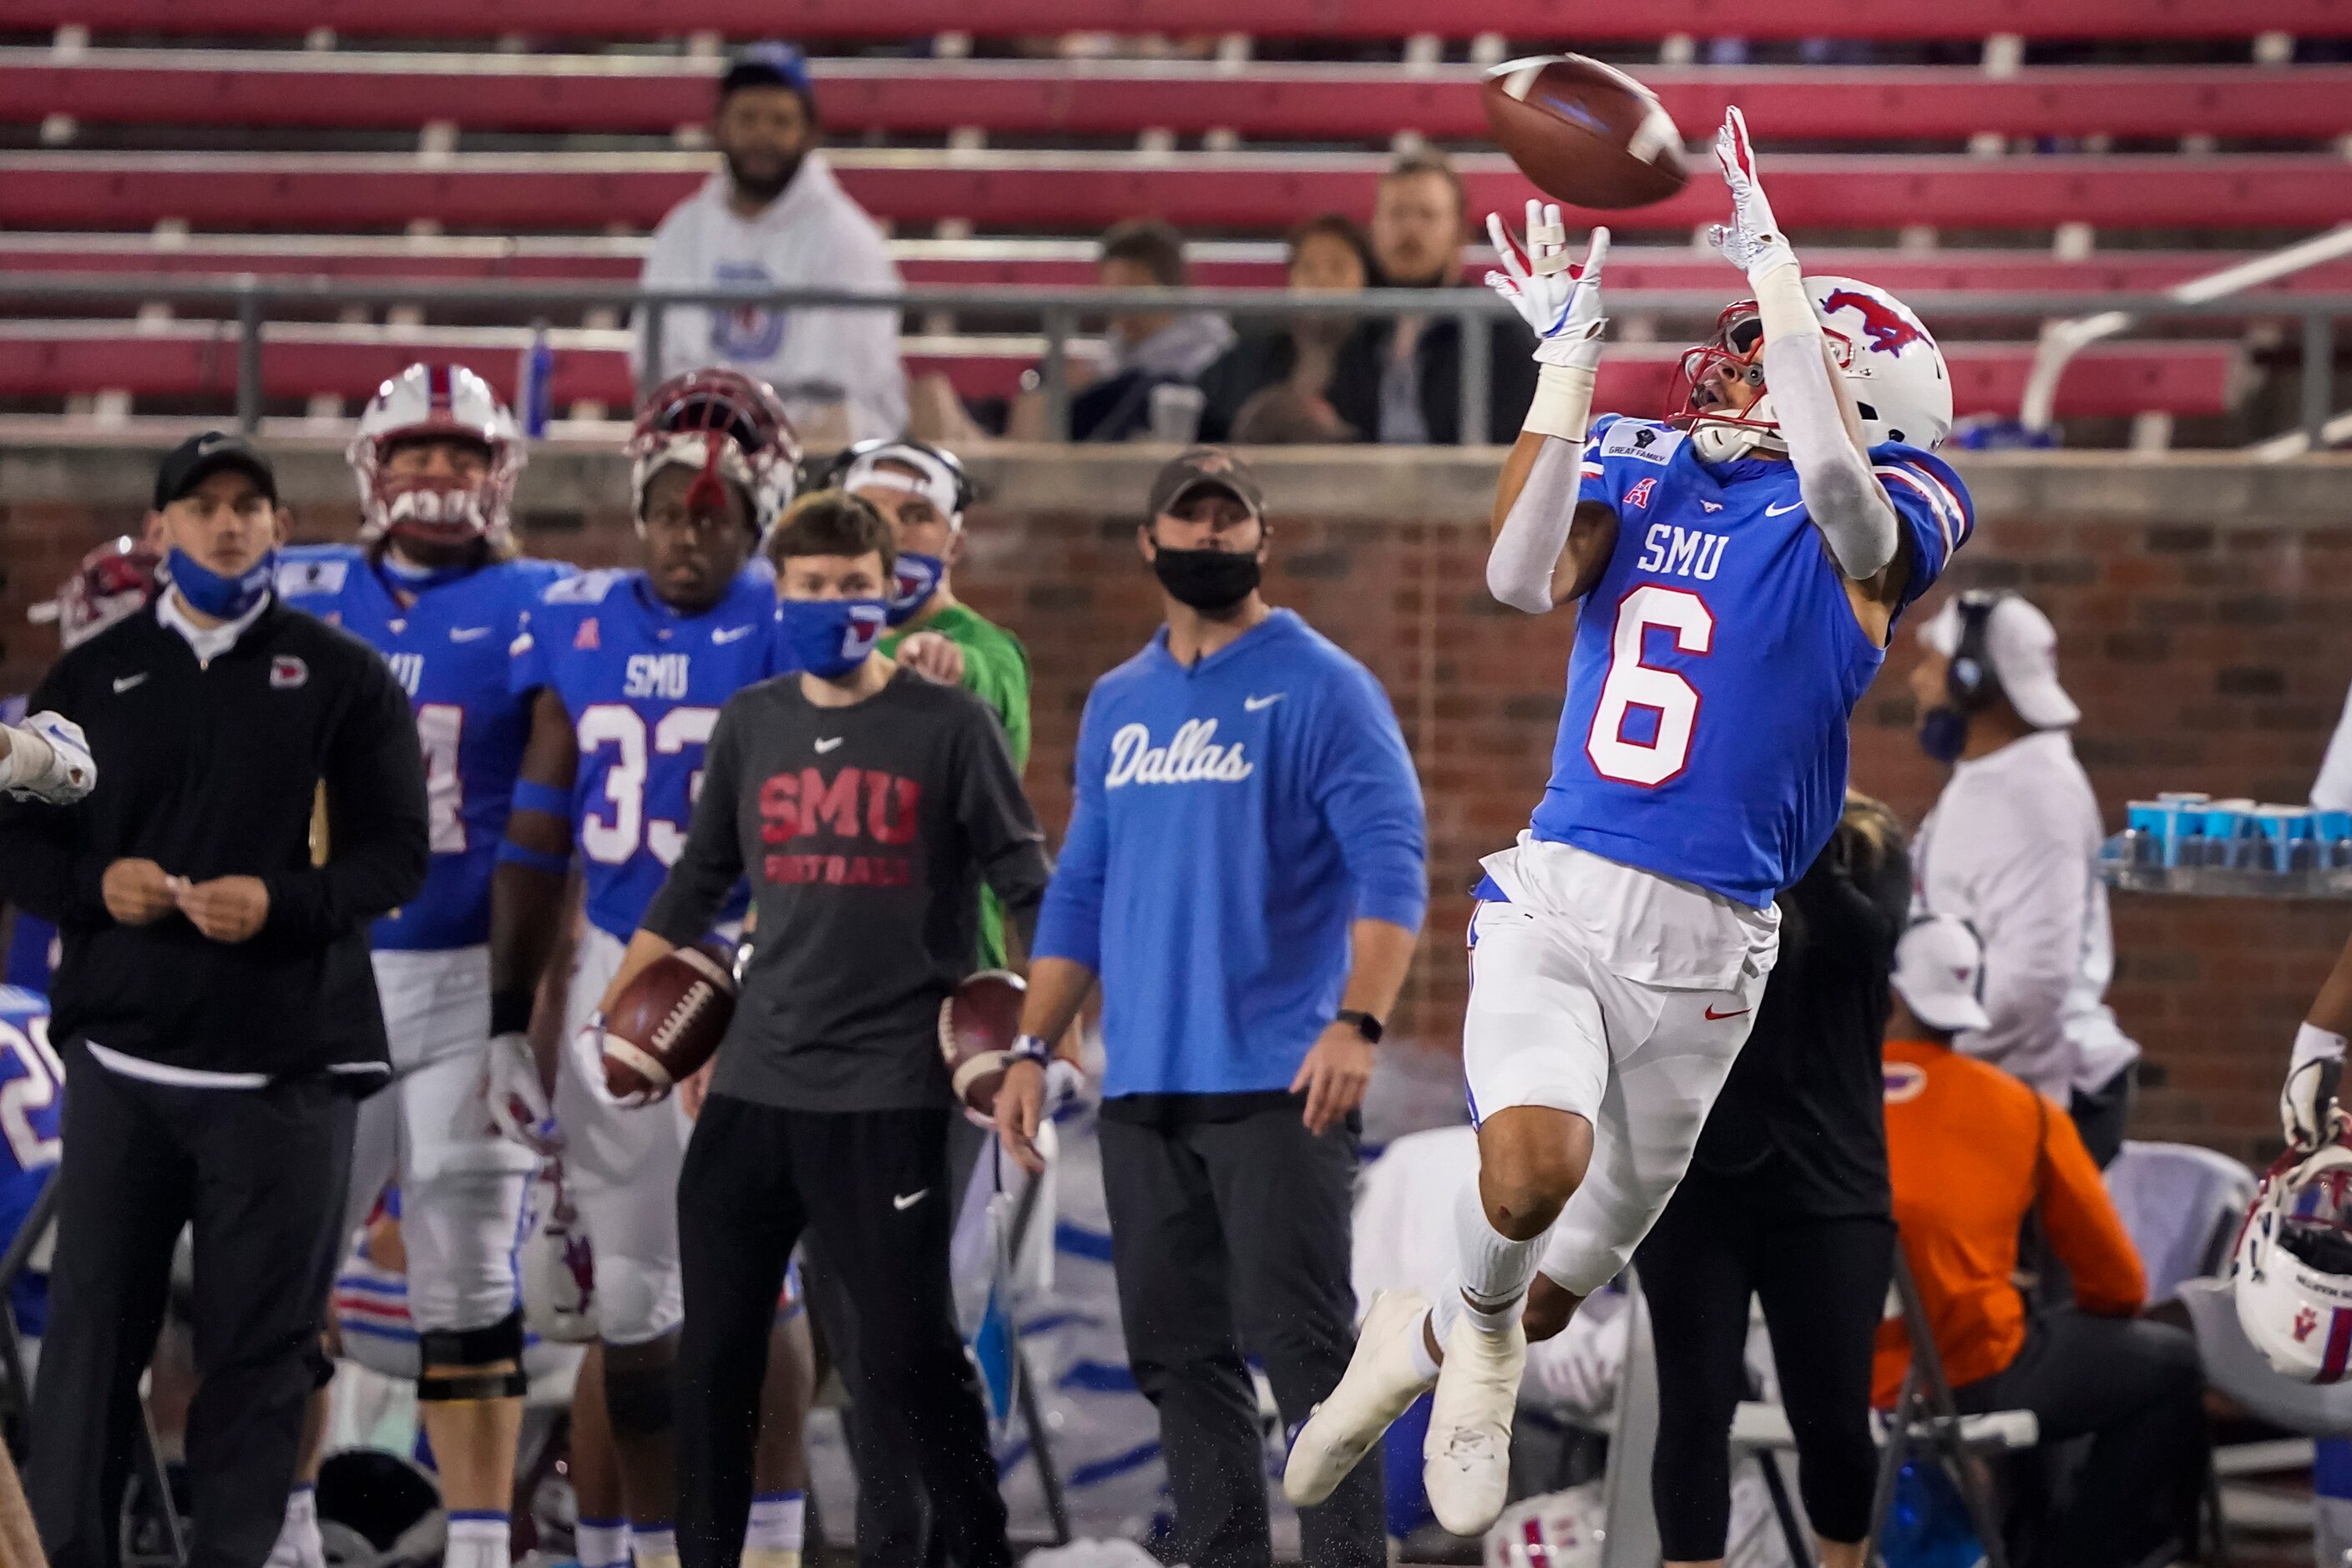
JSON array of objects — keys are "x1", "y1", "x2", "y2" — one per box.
[{"x1": 1873, "y1": 1039, "x2": 2146, "y2": 1405}]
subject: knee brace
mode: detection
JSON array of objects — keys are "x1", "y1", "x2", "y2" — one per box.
[
  {"x1": 417, "y1": 1309, "x2": 529, "y2": 1402},
  {"x1": 602, "y1": 1358, "x2": 676, "y2": 1439}
]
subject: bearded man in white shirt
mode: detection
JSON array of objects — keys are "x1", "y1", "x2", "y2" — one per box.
[
  {"x1": 632, "y1": 44, "x2": 908, "y2": 443},
  {"x1": 1907, "y1": 589, "x2": 2141, "y2": 1166}
]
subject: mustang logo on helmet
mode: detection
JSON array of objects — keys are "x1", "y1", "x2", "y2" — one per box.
[{"x1": 1822, "y1": 288, "x2": 1930, "y2": 357}]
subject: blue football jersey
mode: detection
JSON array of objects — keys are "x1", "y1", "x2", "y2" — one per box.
[
  {"x1": 278, "y1": 547, "x2": 573, "y2": 951},
  {"x1": 0, "y1": 986, "x2": 60, "y2": 1335},
  {"x1": 510, "y1": 566, "x2": 776, "y2": 942},
  {"x1": 1529, "y1": 414, "x2": 1972, "y2": 908}
]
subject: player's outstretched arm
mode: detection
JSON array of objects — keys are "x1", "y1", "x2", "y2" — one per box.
[
  {"x1": 1485, "y1": 207, "x2": 1613, "y2": 613},
  {"x1": 2284, "y1": 930, "x2": 2352, "y2": 1151},
  {"x1": 490, "y1": 687, "x2": 579, "y2": 1027},
  {"x1": 1709, "y1": 107, "x2": 1899, "y2": 584}
]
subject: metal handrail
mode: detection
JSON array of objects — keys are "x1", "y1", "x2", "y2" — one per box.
[
  {"x1": 2019, "y1": 224, "x2": 2352, "y2": 447},
  {"x1": 4, "y1": 273, "x2": 2348, "y2": 443}
]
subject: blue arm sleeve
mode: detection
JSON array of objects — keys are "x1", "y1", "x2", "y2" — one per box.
[
  {"x1": 1871, "y1": 444, "x2": 1974, "y2": 614},
  {"x1": 1308, "y1": 665, "x2": 1429, "y2": 934},
  {"x1": 1030, "y1": 700, "x2": 1111, "y2": 973}
]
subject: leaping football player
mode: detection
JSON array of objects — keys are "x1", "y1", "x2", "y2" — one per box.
[
  {"x1": 1284, "y1": 108, "x2": 1973, "y2": 1540},
  {"x1": 271, "y1": 363, "x2": 569, "y2": 1568},
  {"x1": 488, "y1": 369, "x2": 808, "y2": 1568}
]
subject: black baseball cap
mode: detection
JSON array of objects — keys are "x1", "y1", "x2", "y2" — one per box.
[
  {"x1": 1148, "y1": 445, "x2": 1267, "y2": 522},
  {"x1": 153, "y1": 431, "x2": 278, "y2": 511}
]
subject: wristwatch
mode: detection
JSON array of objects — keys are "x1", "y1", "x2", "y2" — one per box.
[
  {"x1": 1334, "y1": 1009, "x2": 1384, "y2": 1044},
  {"x1": 1010, "y1": 1033, "x2": 1055, "y2": 1066}
]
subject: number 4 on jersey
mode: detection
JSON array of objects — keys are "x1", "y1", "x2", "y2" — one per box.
[{"x1": 1586, "y1": 585, "x2": 1713, "y2": 787}]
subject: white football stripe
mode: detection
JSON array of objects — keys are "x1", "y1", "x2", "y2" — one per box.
[{"x1": 1876, "y1": 465, "x2": 1957, "y2": 556}]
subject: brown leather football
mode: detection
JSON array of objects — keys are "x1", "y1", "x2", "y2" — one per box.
[
  {"x1": 939, "y1": 969, "x2": 1026, "y2": 1125},
  {"x1": 1481, "y1": 54, "x2": 1689, "y2": 210},
  {"x1": 603, "y1": 944, "x2": 737, "y2": 1104}
]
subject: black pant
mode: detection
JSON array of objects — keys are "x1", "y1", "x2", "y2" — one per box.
[
  {"x1": 1951, "y1": 1307, "x2": 2205, "y2": 1568},
  {"x1": 1098, "y1": 1105, "x2": 1379, "y2": 1568},
  {"x1": 28, "y1": 1045, "x2": 355, "y2": 1568},
  {"x1": 675, "y1": 1095, "x2": 1009, "y2": 1568},
  {"x1": 802, "y1": 1111, "x2": 990, "y2": 1568},
  {"x1": 1636, "y1": 1176, "x2": 1894, "y2": 1561}
]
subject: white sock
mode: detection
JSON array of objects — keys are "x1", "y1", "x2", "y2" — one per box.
[
  {"x1": 272, "y1": 1484, "x2": 324, "y2": 1568},
  {"x1": 1407, "y1": 1315, "x2": 1442, "y2": 1382},
  {"x1": 744, "y1": 1491, "x2": 806, "y2": 1555},
  {"x1": 446, "y1": 1513, "x2": 511, "y2": 1568},
  {"x1": 576, "y1": 1518, "x2": 630, "y2": 1568},
  {"x1": 634, "y1": 1524, "x2": 680, "y2": 1568},
  {"x1": 1451, "y1": 1178, "x2": 1543, "y2": 1337}
]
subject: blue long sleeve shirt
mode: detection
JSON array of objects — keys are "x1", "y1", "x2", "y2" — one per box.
[{"x1": 1034, "y1": 609, "x2": 1428, "y2": 1101}]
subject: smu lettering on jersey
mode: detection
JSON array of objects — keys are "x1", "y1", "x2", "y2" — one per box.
[
  {"x1": 0, "y1": 987, "x2": 61, "y2": 1335},
  {"x1": 511, "y1": 566, "x2": 776, "y2": 941},
  {"x1": 279, "y1": 547, "x2": 573, "y2": 950},
  {"x1": 1530, "y1": 413, "x2": 1971, "y2": 908}
]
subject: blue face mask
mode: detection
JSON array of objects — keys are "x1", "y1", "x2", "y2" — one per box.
[
  {"x1": 885, "y1": 552, "x2": 945, "y2": 627},
  {"x1": 167, "y1": 546, "x2": 276, "y2": 621},
  {"x1": 1919, "y1": 706, "x2": 1968, "y2": 764},
  {"x1": 774, "y1": 598, "x2": 890, "y2": 679}
]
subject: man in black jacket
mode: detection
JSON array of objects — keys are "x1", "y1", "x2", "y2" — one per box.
[{"x1": 0, "y1": 432, "x2": 429, "y2": 1568}]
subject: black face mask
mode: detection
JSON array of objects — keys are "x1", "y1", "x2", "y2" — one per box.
[{"x1": 1151, "y1": 545, "x2": 1262, "y2": 613}]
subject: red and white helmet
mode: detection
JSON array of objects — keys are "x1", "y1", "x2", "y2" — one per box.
[
  {"x1": 28, "y1": 536, "x2": 163, "y2": 650},
  {"x1": 627, "y1": 368, "x2": 801, "y2": 537},
  {"x1": 2233, "y1": 1135, "x2": 2352, "y2": 1383},
  {"x1": 348, "y1": 362, "x2": 525, "y2": 548},
  {"x1": 1668, "y1": 275, "x2": 1954, "y2": 462}
]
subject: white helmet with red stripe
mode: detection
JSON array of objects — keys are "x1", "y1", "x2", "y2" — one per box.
[
  {"x1": 2234, "y1": 1134, "x2": 2352, "y2": 1383},
  {"x1": 348, "y1": 362, "x2": 525, "y2": 548},
  {"x1": 1669, "y1": 275, "x2": 1955, "y2": 462},
  {"x1": 627, "y1": 368, "x2": 801, "y2": 538}
]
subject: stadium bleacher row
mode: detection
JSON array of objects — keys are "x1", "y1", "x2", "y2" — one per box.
[{"x1": 3, "y1": 0, "x2": 2348, "y2": 440}]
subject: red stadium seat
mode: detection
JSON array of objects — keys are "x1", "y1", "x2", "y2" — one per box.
[
  {"x1": 8, "y1": 149, "x2": 2351, "y2": 236},
  {"x1": 8, "y1": 0, "x2": 2344, "y2": 41},
  {"x1": 0, "y1": 321, "x2": 2245, "y2": 422},
  {"x1": 10, "y1": 52, "x2": 2351, "y2": 143}
]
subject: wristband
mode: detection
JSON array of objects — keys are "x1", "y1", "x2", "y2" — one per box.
[
  {"x1": 1009, "y1": 1033, "x2": 1053, "y2": 1067},
  {"x1": 490, "y1": 987, "x2": 535, "y2": 1039},
  {"x1": 1522, "y1": 362, "x2": 1596, "y2": 443},
  {"x1": 2294, "y1": 1021, "x2": 2349, "y2": 1070},
  {"x1": 1335, "y1": 1009, "x2": 1385, "y2": 1045},
  {"x1": 496, "y1": 838, "x2": 571, "y2": 875},
  {"x1": 511, "y1": 780, "x2": 573, "y2": 822}
]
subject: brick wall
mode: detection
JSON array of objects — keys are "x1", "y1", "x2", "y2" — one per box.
[{"x1": 4, "y1": 443, "x2": 2349, "y2": 1165}]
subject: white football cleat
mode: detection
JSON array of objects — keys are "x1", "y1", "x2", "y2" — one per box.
[
  {"x1": 1424, "y1": 1310, "x2": 1527, "y2": 1537},
  {"x1": 1282, "y1": 1287, "x2": 1436, "y2": 1507}
]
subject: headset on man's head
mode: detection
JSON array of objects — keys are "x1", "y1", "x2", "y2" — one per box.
[
  {"x1": 1945, "y1": 589, "x2": 2012, "y2": 713},
  {"x1": 804, "y1": 438, "x2": 975, "y2": 518}
]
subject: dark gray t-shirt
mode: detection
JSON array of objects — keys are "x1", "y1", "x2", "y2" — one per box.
[{"x1": 642, "y1": 667, "x2": 1051, "y2": 1113}]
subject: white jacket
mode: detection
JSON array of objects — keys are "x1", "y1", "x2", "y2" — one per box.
[
  {"x1": 1913, "y1": 728, "x2": 2142, "y2": 1100},
  {"x1": 631, "y1": 156, "x2": 908, "y2": 442}
]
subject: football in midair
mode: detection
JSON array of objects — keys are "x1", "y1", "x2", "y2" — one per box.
[
  {"x1": 940, "y1": 969, "x2": 1026, "y2": 1125},
  {"x1": 602, "y1": 944, "x2": 737, "y2": 1104},
  {"x1": 1481, "y1": 54, "x2": 1689, "y2": 210}
]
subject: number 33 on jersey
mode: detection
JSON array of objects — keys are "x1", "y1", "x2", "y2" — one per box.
[
  {"x1": 1530, "y1": 413, "x2": 1971, "y2": 909},
  {"x1": 511, "y1": 566, "x2": 779, "y2": 942}
]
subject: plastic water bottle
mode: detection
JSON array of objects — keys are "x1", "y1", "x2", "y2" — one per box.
[{"x1": 518, "y1": 321, "x2": 554, "y2": 438}]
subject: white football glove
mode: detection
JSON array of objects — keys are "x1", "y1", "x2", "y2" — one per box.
[
  {"x1": 0, "y1": 712, "x2": 96, "y2": 805},
  {"x1": 1708, "y1": 107, "x2": 1798, "y2": 281},
  {"x1": 485, "y1": 1030, "x2": 562, "y2": 1156},
  {"x1": 2284, "y1": 1022, "x2": 2351, "y2": 1152},
  {"x1": 1485, "y1": 201, "x2": 1609, "y2": 370}
]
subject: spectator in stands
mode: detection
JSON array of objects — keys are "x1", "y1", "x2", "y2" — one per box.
[
  {"x1": 1014, "y1": 220, "x2": 1236, "y2": 443},
  {"x1": 1876, "y1": 915, "x2": 2204, "y2": 1568},
  {"x1": 1196, "y1": 215, "x2": 1373, "y2": 443},
  {"x1": 1327, "y1": 150, "x2": 1539, "y2": 445},
  {"x1": 633, "y1": 44, "x2": 908, "y2": 443},
  {"x1": 1907, "y1": 590, "x2": 2141, "y2": 1165}
]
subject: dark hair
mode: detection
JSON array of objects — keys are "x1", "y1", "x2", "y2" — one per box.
[
  {"x1": 1287, "y1": 214, "x2": 1374, "y2": 279},
  {"x1": 761, "y1": 490, "x2": 896, "y2": 575},
  {"x1": 1380, "y1": 147, "x2": 1467, "y2": 218},
  {"x1": 1099, "y1": 219, "x2": 1187, "y2": 288}
]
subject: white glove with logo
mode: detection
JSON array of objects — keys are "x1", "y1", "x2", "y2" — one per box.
[
  {"x1": 1485, "y1": 201, "x2": 1609, "y2": 370},
  {"x1": 485, "y1": 1030, "x2": 562, "y2": 1156},
  {"x1": 0, "y1": 712, "x2": 96, "y2": 805},
  {"x1": 1708, "y1": 107, "x2": 1798, "y2": 281},
  {"x1": 2284, "y1": 1022, "x2": 2350, "y2": 1152}
]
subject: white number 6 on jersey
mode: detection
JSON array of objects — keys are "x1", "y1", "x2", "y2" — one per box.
[{"x1": 1586, "y1": 585, "x2": 1714, "y2": 787}]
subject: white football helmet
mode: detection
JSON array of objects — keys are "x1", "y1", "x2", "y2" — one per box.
[
  {"x1": 2234, "y1": 1136, "x2": 2352, "y2": 1383},
  {"x1": 1671, "y1": 275, "x2": 1955, "y2": 462},
  {"x1": 348, "y1": 362, "x2": 525, "y2": 548},
  {"x1": 627, "y1": 368, "x2": 801, "y2": 537}
]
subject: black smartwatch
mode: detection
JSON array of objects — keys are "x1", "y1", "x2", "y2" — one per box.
[{"x1": 1334, "y1": 1009, "x2": 1384, "y2": 1044}]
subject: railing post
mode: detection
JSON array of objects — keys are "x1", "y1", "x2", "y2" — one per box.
[
  {"x1": 235, "y1": 280, "x2": 264, "y2": 434},
  {"x1": 640, "y1": 301, "x2": 667, "y2": 402},
  {"x1": 1041, "y1": 306, "x2": 1074, "y2": 443},
  {"x1": 2304, "y1": 309, "x2": 2336, "y2": 453},
  {"x1": 1458, "y1": 305, "x2": 1490, "y2": 446}
]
